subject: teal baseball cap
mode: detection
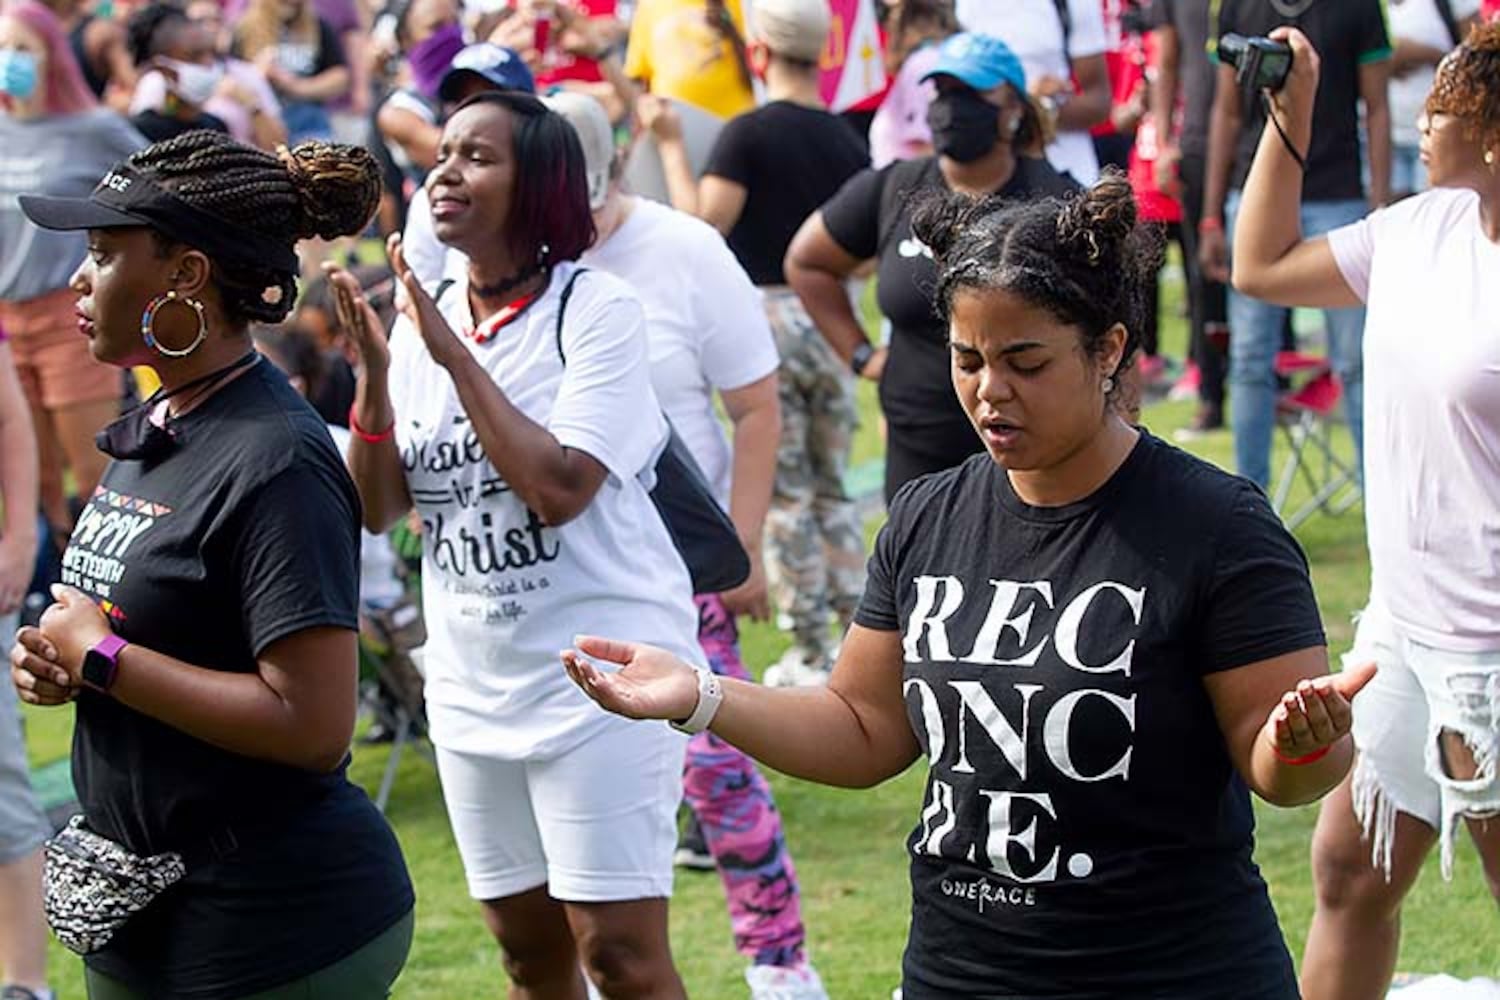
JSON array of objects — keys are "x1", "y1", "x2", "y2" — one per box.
[{"x1": 921, "y1": 32, "x2": 1027, "y2": 94}]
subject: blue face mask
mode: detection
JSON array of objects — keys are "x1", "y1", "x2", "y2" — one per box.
[{"x1": 0, "y1": 49, "x2": 39, "y2": 101}]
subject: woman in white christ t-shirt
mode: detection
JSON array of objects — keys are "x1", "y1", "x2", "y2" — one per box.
[
  {"x1": 1231, "y1": 25, "x2": 1500, "y2": 1000},
  {"x1": 327, "y1": 90, "x2": 700, "y2": 998}
]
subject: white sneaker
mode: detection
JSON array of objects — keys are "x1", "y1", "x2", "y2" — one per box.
[
  {"x1": 745, "y1": 962, "x2": 829, "y2": 1000},
  {"x1": 762, "y1": 648, "x2": 830, "y2": 688}
]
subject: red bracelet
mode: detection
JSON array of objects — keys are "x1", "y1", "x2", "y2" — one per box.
[
  {"x1": 1198, "y1": 216, "x2": 1224, "y2": 234},
  {"x1": 1273, "y1": 744, "x2": 1332, "y2": 767},
  {"x1": 349, "y1": 404, "x2": 395, "y2": 443}
]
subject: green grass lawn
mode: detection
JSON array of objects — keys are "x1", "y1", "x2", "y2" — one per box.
[{"x1": 18, "y1": 267, "x2": 1499, "y2": 997}]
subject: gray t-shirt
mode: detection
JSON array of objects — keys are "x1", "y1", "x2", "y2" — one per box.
[
  {"x1": 0, "y1": 109, "x2": 145, "y2": 302},
  {"x1": 1152, "y1": 0, "x2": 1214, "y2": 158}
]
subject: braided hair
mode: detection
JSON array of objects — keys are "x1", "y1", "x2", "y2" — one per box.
[
  {"x1": 910, "y1": 172, "x2": 1164, "y2": 388},
  {"x1": 127, "y1": 129, "x2": 382, "y2": 325}
]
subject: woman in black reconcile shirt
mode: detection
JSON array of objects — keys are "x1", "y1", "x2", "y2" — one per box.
[
  {"x1": 786, "y1": 31, "x2": 1076, "y2": 503},
  {"x1": 7, "y1": 131, "x2": 413, "y2": 999},
  {"x1": 563, "y1": 173, "x2": 1381, "y2": 998}
]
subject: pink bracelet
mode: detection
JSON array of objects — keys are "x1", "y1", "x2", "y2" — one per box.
[{"x1": 1273, "y1": 744, "x2": 1332, "y2": 767}]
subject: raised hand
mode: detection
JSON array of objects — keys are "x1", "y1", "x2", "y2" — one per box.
[
  {"x1": 561, "y1": 635, "x2": 702, "y2": 722},
  {"x1": 322, "y1": 261, "x2": 391, "y2": 373},
  {"x1": 1263, "y1": 660, "x2": 1377, "y2": 763},
  {"x1": 387, "y1": 233, "x2": 470, "y2": 371}
]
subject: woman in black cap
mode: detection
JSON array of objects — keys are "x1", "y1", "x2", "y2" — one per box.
[{"x1": 6, "y1": 129, "x2": 414, "y2": 999}]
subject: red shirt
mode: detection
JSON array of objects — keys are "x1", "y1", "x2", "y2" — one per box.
[{"x1": 535, "y1": 0, "x2": 616, "y2": 87}]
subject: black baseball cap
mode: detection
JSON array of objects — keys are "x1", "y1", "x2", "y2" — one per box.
[{"x1": 19, "y1": 162, "x2": 301, "y2": 274}]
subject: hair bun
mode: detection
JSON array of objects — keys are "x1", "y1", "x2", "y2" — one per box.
[
  {"x1": 278, "y1": 141, "x2": 382, "y2": 242},
  {"x1": 1056, "y1": 170, "x2": 1137, "y2": 266}
]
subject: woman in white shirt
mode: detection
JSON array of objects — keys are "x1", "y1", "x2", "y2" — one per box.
[
  {"x1": 1231, "y1": 25, "x2": 1500, "y2": 1000},
  {"x1": 329, "y1": 90, "x2": 699, "y2": 998}
]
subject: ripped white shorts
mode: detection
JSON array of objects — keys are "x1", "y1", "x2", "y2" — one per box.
[{"x1": 1346, "y1": 602, "x2": 1500, "y2": 881}]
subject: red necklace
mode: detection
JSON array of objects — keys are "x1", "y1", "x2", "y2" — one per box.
[{"x1": 466, "y1": 289, "x2": 540, "y2": 344}]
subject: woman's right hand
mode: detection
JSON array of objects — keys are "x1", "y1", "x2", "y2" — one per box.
[
  {"x1": 10, "y1": 626, "x2": 76, "y2": 707},
  {"x1": 562, "y1": 636, "x2": 701, "y2": 721},
  {"x1": 323, "y1": 262, "x2": 391, "y2": 374}
]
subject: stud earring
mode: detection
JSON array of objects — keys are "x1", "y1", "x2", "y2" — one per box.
[
  {"x1": 1102, "y1": 376, "x2": 1115, "y2": 394},
  {"x1": 1486, "y1": 149, "x2": 1496, "y2": 169}
]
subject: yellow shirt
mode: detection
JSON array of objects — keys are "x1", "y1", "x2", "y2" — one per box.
[{"x1": 624, "y1": 0, "x2": 756, "y2": 119}]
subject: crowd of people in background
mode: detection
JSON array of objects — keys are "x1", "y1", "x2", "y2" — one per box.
[{"x1": 0, "y1": 0, "x2": 1497, "y2": 998}]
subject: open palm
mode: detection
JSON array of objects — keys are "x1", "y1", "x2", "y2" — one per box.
[{"x1": 562, "y1": 636, "x2": 702, "y2": 722}]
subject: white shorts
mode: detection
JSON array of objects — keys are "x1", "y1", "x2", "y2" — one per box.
[
  {"x1": 1346, "y1": 603, "x2": 1500, "y2": 881},
  {"x1": 435, "y1": 717, "x2": 686, "y2": 903}
]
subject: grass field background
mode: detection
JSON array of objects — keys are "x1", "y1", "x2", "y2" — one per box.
[{"x1": 18, "y1": 263, "x2": 1499, "y2": 997}]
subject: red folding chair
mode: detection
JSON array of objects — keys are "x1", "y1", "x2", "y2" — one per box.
[{"x1": 1270, "y1": 351, "x2": 1362, "y2": 530}]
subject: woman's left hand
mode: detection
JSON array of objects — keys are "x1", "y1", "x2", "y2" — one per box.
[
  {"x1": 37, "y1": 584, "x2": 113, "y2": 680},
  {"x1": 1262, "y1": 660, "x2": 1377, "y2": 763},
  {"x1": 387, "y1": 232, "x2": 470, "y2": 372}
]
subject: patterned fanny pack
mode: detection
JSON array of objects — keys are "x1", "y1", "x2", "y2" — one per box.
[{"x1": 42, "y1": 815, "x2": 188, "y2": 955}]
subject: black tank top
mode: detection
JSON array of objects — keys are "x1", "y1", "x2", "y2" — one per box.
[{"x1": 70, "y1": 15, "x2": 110, "y2": 97}]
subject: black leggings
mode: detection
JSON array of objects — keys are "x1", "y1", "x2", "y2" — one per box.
[{"x1": 884, "y1": 421, "x2": 984, "y2": 504}]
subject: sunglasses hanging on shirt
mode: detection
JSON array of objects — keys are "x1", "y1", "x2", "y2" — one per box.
[{"x1": 96, "y1": 352, "x2": 260, "y2": 461}]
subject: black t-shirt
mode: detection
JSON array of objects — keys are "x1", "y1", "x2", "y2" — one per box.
[
  {"x1": 703, "y1": 100, "x2": 869, "y2": 286},
  {"x1": 856, "y1": 433, "x2": 1325, "y2": 998},
  {"x1": 63, "y1": 361, "x2": 412, "y2": 998},
  {"x1": 129, "y1": 109, "x2": 230, "y2": 144},
  {"x1": 820, "y1": 155, "x2": 1077, "y2": 436},
  {"x1": 1217, "y1": 0, "x2": 1390, "y2": 201}
]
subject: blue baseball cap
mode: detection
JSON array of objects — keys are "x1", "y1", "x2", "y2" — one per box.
[
  {"x1": 921, "y1": 32, "x2": 1027, "y2": 94},
  {"x1": 438, "y1": 44, "x2": 536, "y2": 102}
]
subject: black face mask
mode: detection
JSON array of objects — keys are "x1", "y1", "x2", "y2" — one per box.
[
  {"x1": 96, "y1": 353, "x2": 260, "y2": 461},
  {"x1": 928, "y1": 89, "x2": 1003, "y2": 164}
]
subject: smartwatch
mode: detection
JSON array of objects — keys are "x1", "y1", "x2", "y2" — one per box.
[
  {"x1": 850, "y1": 341, "x2": 876, "y2": 376},
  {"x1": 669, "y1": 669, "x2": 724, "y2": 735},
  {"x1": 82, "y1": 634, "x2": 128, "y2": 694}
]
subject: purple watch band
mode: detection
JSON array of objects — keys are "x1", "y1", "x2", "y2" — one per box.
[{"x1": 84, "y1": 633, "x2": 129, "y2": 692}]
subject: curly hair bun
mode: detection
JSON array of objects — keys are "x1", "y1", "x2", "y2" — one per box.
[
  {"x1": 1466, "y1": 18, "x2": 1500, "y2": 53},
  {"x1": 1055, "y1": 170, "x2": 1137, "y2": 266},
  {"x1": 278, "y1": 141, "x2": 383, "y2": 242}
]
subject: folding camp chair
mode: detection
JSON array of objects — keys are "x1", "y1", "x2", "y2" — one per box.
[
  {"x1": 1269, "y1": 350, "x2": 1361, "y2": 530},
  {"x1": 360, "y1": 596, "x2": 434, "y2": 814}
]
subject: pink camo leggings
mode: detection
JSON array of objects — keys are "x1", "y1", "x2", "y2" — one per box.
[{"x1": 684, "y1": 594, "x2": 807, "y2": 968}]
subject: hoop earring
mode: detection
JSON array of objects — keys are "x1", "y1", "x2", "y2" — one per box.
[{"x1": 141, "y1": 290, "x2": 208, "y2": 358}]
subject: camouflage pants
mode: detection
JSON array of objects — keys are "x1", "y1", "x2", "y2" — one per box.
[{"x1": 761, "y1": 290, "x2": 865, "y2": 664}]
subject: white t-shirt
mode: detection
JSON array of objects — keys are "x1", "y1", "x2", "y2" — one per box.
[
  {"x1": 580, "y1": 198, "x2": 778, "y2": 508},
  {"x1": 1386, "y1": 0, "x2": 1480, "y2": 147},
  {"x1": 386, "y1": 261, "x2": 705, "y2": 758},
  {"x1": 955, "y1": 0, "x2": 1106, "y2": 185},
  {"x1": 1327, "y1": 187, "x2": 1500, "y2": 651}
]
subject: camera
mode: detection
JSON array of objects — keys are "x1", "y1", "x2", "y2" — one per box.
[{"x1": 1219, "y1": 33, "x2": 1293, "y2": 95}]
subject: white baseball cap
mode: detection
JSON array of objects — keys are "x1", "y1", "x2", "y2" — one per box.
[{"x1": 541, "y1": 91, "x2": 615, "y2": 212}]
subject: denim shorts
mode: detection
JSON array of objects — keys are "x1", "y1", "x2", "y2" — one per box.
[
  {"x1": 1347, "y1": 602, "x2": 1500, "y2": 880},
  {"x1": 0, "y1": 612, "x2": 52, "y2": 864}
]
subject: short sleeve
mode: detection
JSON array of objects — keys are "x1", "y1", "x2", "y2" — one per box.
[
  {"x1": 1325, "y1": 212, "x2": 1377, "y2": 302},
  {"x1": 1200, "y1": 486, "x2": 1326, "y2": 674},
  {"x1": 224, "y1": 456, "x2": 360, "y2": 656},
  {"x1": 690, "y1": 227, "x2": 778, "y2": 391},
  {"x1": 820, "y1": 165, "x2": 888, "y2": 261},
  {"x1": 1148, "y1": 0, "x2": 1173, "y2": 31},
  {"x1": 702, "y1": 114, "x2": 756, "y2": 186},
  {"x1": 854, "y1": 480, "x2": 923, "y2": 632},
  {"x1": 622, "y1": 0, "x2": 654, "y2": 82},
  {"x1": 1356, "y1": 0, "x2": 1392, "y2": 63},
  {"x1": 550, "y1": 275, "x2": 667, "y2": 481},
  {"x1": 1454, "y1": 0, "x2": 1483, "y2": 18},
  {"x1": 1065, "y1": 0, "x2": 1108, "y2": 59}
]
